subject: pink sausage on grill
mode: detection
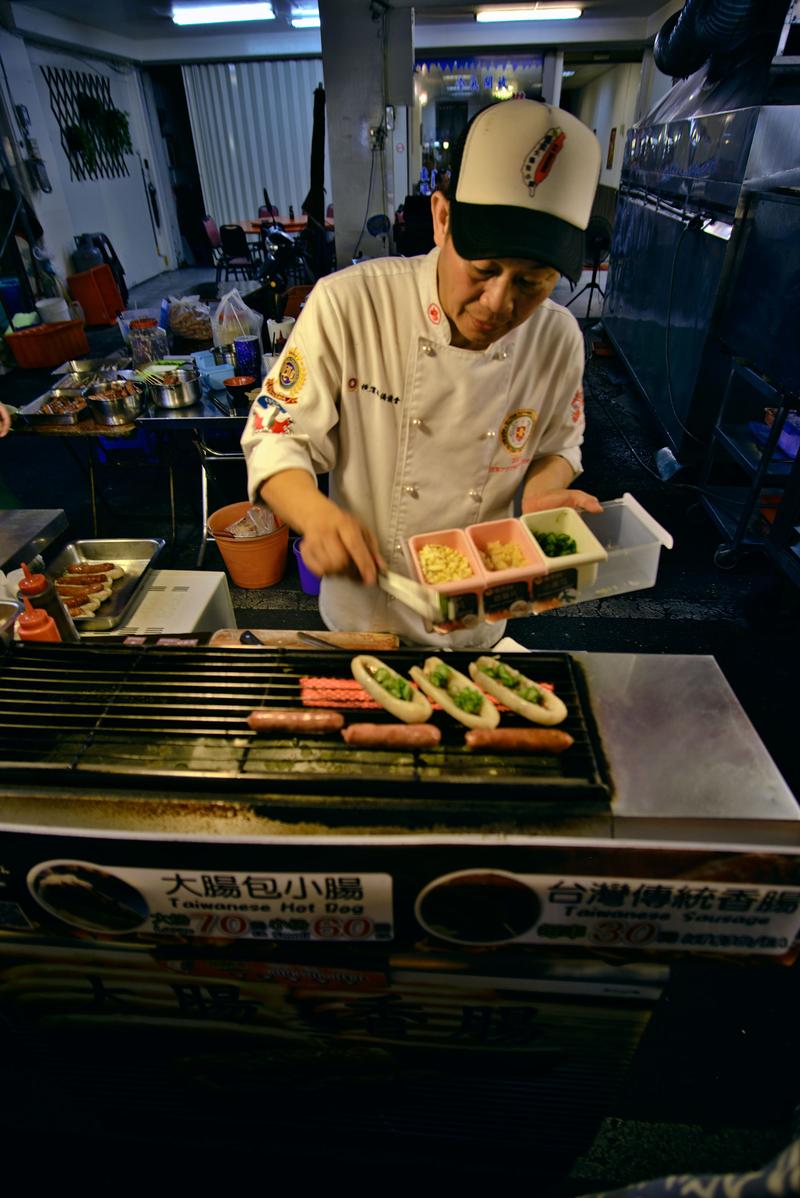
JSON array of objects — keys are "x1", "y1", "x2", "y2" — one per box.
[
  {"x1": 247, "y1": 708, "x2": 344, "y2": 733},
  {"x1": 464, "y1": 728, "x2": 575, "y2": 754},
  {"x1": 341, "y1": 723, "x2": 441, "y2": 748}
]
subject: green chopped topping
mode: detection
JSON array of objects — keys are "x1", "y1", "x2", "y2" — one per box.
[
  {"x1": 429, "y1": 663, "x2": 451, "y2": 689},
  {"x1": 374, "y1": 666, "x2": 412, "y2": 701},
  {"x1": 452, "y1": 685, "x2": 483, "y2": 714},
  {"x1": 535, "y1": 531, "x2": 578, "y2": 557},
  {"x1": 520, "y1": 684, "x2": 543, "y2": 704},
  {"x1": 482, "y1": 661, "x2": 518, "y2": 688}
]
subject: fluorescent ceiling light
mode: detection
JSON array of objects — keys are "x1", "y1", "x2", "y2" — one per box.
[
  {"x1": 291, "y1": 15, "x2": 320, "y2": 27},
  {"x1": 562, "y1": 68, "x2": 575, "y2": 76},
  {"x1": 172, "y1": 3, "x2": 275, "y2": 25},
  {"x1": 476, "y1": 6, "x2": 582, "y2": 23}
]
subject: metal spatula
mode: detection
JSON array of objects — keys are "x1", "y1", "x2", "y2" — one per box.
[{"x1": 377, "y1": 568, "x2": 444, "y2": 624}]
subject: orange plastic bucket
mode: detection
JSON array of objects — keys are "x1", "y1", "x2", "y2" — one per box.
[{"x1": 208, "y1": 501, "x2": 288, "y2": 588}]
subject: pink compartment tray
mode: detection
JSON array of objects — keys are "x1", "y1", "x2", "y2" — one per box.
[{"x1": 407, "y1": 527, "x2": 486, "y2": 596}]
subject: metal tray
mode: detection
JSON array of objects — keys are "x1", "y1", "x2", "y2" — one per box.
[
  {"x1": 18, "y1": 393, "x2": 92, "y2": 426},
  {"x1": 52, "y1": 355, "x2": 131, "y2": 377},
  {"x1": 45, "y1": 538, "x2": 165, "y2": 630}
]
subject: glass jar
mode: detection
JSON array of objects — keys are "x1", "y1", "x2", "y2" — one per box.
[{"x1": 130, "y1": 320, "x2": 169, "y2": 368}]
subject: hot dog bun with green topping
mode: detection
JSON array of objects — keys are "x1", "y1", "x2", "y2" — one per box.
[
  {"x1": 409, "y1": 657, "x2": 500, "y2": 730},
  {"x1": 351, "y1": 655, "x2": 433, "y2": 724},
  {"x1": 468, "y1": 656, "x2": 567, "y2": 726}
]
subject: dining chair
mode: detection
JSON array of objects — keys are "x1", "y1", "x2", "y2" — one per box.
[
  {"x1": 202, "y1": 215, "x2": 226, "y2": 283},
  {"x1": 218, "y1": 224, "x2": 260, "y2": 281}
]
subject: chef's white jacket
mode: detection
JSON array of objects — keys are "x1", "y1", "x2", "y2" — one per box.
[{"x1": 243, "y1": 248, "x2": 586, "y2": 647}]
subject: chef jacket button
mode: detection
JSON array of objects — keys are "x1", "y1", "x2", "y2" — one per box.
[
  {"x1": 411, "y1": 417, "x2": 423, "y2": 427},
  {"x1": 421, "y1": 341, "x2": 435, "y2": 356},
  {"x1": 469, "y1": 489, "x2": 481, "y2": 501},
  {"x1": 484, "y1": 430, "x2": 496, "y2": 439},
  {"x1": 493, "y1": 348, "x2": 509, "y2": 361},
  {"x1": 404, "y1": 485, "x2": 418, "y2": 497},
  {"x1": 394, "y1": 542, "x2": 403, "y2": 552}
]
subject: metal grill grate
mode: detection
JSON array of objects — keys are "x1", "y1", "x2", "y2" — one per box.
[{"x1": 0, "y1": 645, "x2": 610, "y2": 810}]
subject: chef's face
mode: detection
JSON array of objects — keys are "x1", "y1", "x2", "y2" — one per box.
[{"x1": 431, "y1": 191, "x2": 560, "y2": 350}]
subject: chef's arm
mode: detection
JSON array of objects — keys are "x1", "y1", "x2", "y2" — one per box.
[
  {"x1": 521, "y1": 454, "x2": 602, "y2": 514},
  {"x1": 259, "y1": 468, "x2": 384, "y2": 585}
]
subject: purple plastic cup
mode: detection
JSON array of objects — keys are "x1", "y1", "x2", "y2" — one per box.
[{"x1": 293, "y1": 538, "x2": 321, "y2": 596}]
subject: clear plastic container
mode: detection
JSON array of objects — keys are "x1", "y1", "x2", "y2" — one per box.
[
  {"x1": 130, "y1": 323, "x2": 169, "y2": 368},
  {"x1": 576, "y1": 493, "x2": 673, "y2": 601}
]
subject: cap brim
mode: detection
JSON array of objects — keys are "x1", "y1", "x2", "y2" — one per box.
[{"x1": 450, "y1": 200, "x2": 585, "y2": 285}]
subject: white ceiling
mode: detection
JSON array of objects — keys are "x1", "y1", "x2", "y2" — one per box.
[{"x1": 10, "y1": 0, "x2": 678, "y2": 49}]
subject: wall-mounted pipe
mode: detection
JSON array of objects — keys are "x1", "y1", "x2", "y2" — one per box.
[{"x1": 653, "y1": 0, "x2": 791, "y2": 80}]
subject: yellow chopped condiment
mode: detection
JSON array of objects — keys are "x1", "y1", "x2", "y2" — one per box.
[
  {"x1": 418, "y1": 543, "x2": 473, "y2": 584},
  {"x1": 481, "y1": 540, "x2": 526, "y2": 571}
]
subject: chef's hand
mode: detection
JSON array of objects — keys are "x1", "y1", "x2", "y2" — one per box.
[
  {"x1": 522, "y1": 488, "x2": 602, "y2": 515},
  {"x1": 259, "y1": 468, "x2": 385, "y2": 586},
  {"x1": 300, "y1": 503, "x2": 385, "y2": 586},
  {"x1": 0, "y1": 404, "x2": 10, "y2": 438}
]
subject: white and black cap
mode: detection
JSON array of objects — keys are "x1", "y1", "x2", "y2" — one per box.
[{"x1": 447, "y1": 100, "x2": 601, "y2": 284}]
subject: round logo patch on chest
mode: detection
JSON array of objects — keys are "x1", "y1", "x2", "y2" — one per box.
[
  {"x1": 427, "y1": 303, "x2": 441, "y2": 325},
  {"x1": 500, "y1": 409, "x2": 537, "y2": 455}
]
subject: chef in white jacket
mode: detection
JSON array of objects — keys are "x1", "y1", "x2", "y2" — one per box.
[{"x1": 242, "y1": 100, "x2": 602, "y2": 647}]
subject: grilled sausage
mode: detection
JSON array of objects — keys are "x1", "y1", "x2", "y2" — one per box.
[
  {"x1": 247, "y1": 708, "x2": 344, "y2": 733},
  {"x1": 464, "y1": 728, "x2": 574, "y2": 754},
  {"x1": 60, "y1": 592, "x2": 101, "y2": 610},
  {"x1": 65, "y1": 562, "x2": 123, "y2": 579},
  {"x1": 56, "y1": 581, "x2": 112, "y2": 601},
  {"x1": 341, "y1": 723, "x2": 441, "y2": 748}
]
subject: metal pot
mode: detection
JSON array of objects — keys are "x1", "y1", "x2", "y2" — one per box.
[
  {"x1": 87, "y1": 380, "x2": 143, "y2": 426},
  {"x1": 146, "y1": 365, "x2": 201, "y2": 409}
]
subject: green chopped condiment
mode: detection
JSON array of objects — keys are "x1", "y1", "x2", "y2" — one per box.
[
  {"x1": 374, "y1": 666, "x2": 412, "y2": 701},
  {"x1": 453, "y1": 685, "x2": 483, "y2": 714},
  {"x1": 429, "y1": 663, "x2": 451, "y2": 689},
  {"x1": 535, "y1": 531, "x2": 578, "y2": 557}
]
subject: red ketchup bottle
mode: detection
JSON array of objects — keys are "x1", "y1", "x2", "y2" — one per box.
[
  {"x1": 16, "y1": 596, "x2": 62, "y2": 642},
  {"x1": 17, "y1": 561, "x2": 80, "y2": 642}
]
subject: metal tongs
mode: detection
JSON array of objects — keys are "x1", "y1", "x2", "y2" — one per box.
[{"x1": 377, "y1": 567, "x2": 444, "y2": 625}]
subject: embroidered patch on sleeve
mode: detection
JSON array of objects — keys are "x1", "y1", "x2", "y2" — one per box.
[
  {"x1": 570, "y1": 385, "x2": 584, "y2": 424},
  {"x1": 265, "y1": 377, "x2": 298, "y2": 404},
  {"x1": 269, "y1": 347, "x2": 306, "y2": 399},
  {"x1": 254, "y1": 394, "x2": 294, "y2": 435},
  {"x1": 500, "y1": 409, "x2": 537, "y2": 455}
]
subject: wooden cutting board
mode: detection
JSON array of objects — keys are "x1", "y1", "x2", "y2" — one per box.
[{"x1": 209, "y1": 629, "x2": 400, "y2": 649}]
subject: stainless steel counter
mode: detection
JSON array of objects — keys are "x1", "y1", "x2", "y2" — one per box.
[
  {"x1": 0, "y1": 508, "x2": 68, "y2": 572},
  {"x1": 574, "y1": 652, "x2": 799, "y2": 844}
]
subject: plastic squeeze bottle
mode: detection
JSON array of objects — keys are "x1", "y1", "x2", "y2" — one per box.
[
  {"x1": 17, "y1": 596, "x2": 61, "y2": 642},
  {"x1": 17, "y1": 561, "x2": 80, "y2": 642}
]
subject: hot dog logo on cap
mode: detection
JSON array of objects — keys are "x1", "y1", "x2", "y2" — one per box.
[
  {"x1": 522, "y1": 127, "x2": 566, "y2": 196},
  {"x1": 500, "y1": 408, "x2": 537, "y2": 455}
]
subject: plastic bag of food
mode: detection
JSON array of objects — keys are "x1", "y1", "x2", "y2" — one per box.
[
  {"x1": 224, "y1": 506, "x2": 277, "y2": 539},
  {"x1": 213, "y1": 288, "x2": 264, "y2": 349},
  {"x1": 168, "y1": 295, "x2": 212, "y2": 342}
]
